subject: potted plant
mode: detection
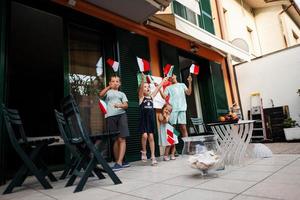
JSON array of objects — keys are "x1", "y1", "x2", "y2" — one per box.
[{"x1": 283, "y1": 117, "x2": 300, "y2": 141}]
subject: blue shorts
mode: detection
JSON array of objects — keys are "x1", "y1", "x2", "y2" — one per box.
[
  {"x1": 107, "y1": 113, "x2": 130, "y2": 138},
  {"x1": 169, "y1": 111, "x2": 186, "y2": 125}
]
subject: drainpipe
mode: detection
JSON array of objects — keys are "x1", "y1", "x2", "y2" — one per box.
[
  {"x1": 215, "y1": 0, "x2": 238, "y2": 107},
  {"x1": 278, "y1": 3, "x2": 294, "y2": 47}
]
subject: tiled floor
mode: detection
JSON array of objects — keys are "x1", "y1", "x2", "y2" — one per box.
[{"x1": 1, "y1": 151, "x2": 300, "y2": 200}]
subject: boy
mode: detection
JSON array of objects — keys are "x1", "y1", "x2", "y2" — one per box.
[
  {"x1": 99, "y1": 75, "x2": 130, "y2": 171},
  {"x1": 162, "y1": 74, "x2": 192, "y2": 139}
]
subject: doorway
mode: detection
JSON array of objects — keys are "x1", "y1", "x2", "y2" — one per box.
[{"x1": 6, "y1": 1, "x2": 64, "y2": 175}]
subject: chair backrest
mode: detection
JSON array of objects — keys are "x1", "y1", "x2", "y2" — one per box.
[
  {"x1": 190, "y1": 117, "x2": 208, "y2": 134},
  {"x1": 54, "y1": 109, "x2": 80, "y2": 154},
  {"x1": 2, "y1": 104, "x2": 28, "y2": 152},
  {"x1": 60, "y1": 95, "x2": 91, "y2": 145}
]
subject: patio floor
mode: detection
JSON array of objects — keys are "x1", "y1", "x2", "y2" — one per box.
[{"x1": 1, "y1": 144, "x2": 300, "y2": 200}]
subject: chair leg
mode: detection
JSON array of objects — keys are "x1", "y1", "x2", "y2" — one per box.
[
  {"x1": 93, "y1": 167, "x2": 106, "y2": 180},
  {"x1": 3, "y1": 165, "x2": 28, "y2": 194},
  {"x1": 38, "y1": 159, "x2": 58, "y2": 182},
  {"x1": 74, "y1": 158, "x2": 96, "y2": 193},
  {"x1": 93, "y1": 151, "x2": 121, "y2": 184},
  {"x1": 65, "y1": 157, "x2": 85, "y2": 187},
  {"x1": 60, "y1": 157, "x2": 77, "y2": 180}
]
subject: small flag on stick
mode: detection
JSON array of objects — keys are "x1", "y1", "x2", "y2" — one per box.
[
  {"x1": 106, "y1": 58, "x2": 119, "y2": 72},
  {"x1": 146, "y1": 75, "x2": 154, "y2": 84},
  {"x1": 165, "y1": 123, "x2": 179, "y2": 145},
  {"x1": 98, "y1": 99, "x2": 107, "y2": 114},
  {"x1": 163, "y1": 64, "x2": 174, "y2": 77},
  {"x1": 190, "y1": 64, "x2": 199, "y2": 75},
  {"x1": 137, "y1": 57, "x2": 150, "y2": 72},
  {"x1": 96, "y1": 57, "x2": 103, "y2": 76}
]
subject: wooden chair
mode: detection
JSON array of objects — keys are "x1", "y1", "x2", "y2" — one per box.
[
  {"x1": 60, "y1": 95, "x2": 121, "y2": 192},
  {"x1": 1, "y1": 104, "x2": 58, "y2": 194},
  {"x1": 190, "y1": 117, "x2": 213, "y2": 135}
]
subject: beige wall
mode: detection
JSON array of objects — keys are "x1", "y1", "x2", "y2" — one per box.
[
  {"x1": 221, "y1": 0, "x2": 261, "y2": 56},
  {"x1": 281, "y1": 12, "x2": 300, "y2": 47},
  {"x1": 254, "y1": 6, "x2": 287, "y2": 55}
]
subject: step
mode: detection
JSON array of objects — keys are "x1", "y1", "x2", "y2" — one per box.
[{"x1": 251, "y1": 136, "x2": 264, "y2": 139}]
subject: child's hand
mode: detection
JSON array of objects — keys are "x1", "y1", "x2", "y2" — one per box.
[
  {"x1": 114, "y1": 103, "x2": 122, "y2": 108},
  {"x1": 187, "y1": 75, "x2": 192, "y2": 83},
  {"x1": 162, "y1": 77, "x2": 169, "y2": 83}
]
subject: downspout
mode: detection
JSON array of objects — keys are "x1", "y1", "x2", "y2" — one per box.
[
  {"x1": 215, "y1": 0, "x2": 238, "y2": 107},
  {"x1": 278, "y1": 3, "x2": 293, "y2": 47}
]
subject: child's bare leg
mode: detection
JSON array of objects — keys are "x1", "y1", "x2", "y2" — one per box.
[
  {"x1": 113, "y1": 139, "x2": 119, "y2": 162},
  {"x1": 170, "y1": 145, "x2": 176, "y2": 159},
  {"x1": 116, "y1": 137, "x2": 126, "y2": 165},
  {"x1": 148, "y1": 133, "x2": 155, "y2": 158},
  {"x1": 164, "y1": 146, "x2": 170, "y2": 161},
  {"x1": 141, "y1": 133, "x2": 148, "y2": 153},
  {"x1": 180, "y1": 124, "x2": 188, "y2": 138}
]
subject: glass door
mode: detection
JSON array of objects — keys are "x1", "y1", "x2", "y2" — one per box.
[{"x1": 68, "y1": 24, "x2": 105, "y2": 135}]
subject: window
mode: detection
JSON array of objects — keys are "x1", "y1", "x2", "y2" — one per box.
[{"x1": 68, "y1": 24, "x2": 105, "y2": 135}]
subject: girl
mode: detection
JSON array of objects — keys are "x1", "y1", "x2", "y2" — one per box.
[
  {"x1": 158, "y1": 103, "x2": 177, "y2": 161},
  {"x1": 138, "y1": 73, "x2": 168, "y2": 165}
]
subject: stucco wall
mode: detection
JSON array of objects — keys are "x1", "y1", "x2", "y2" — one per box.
[
  {"x1": 281, "y1": 12, "x2": 300, "y2": 47},
  {"x1": 235, "y1": 45, "x2": 300, "y2": 124},
  {"x1": 254, "y1": 6, "x2": 287, "y2": 55},
  {"x1": 221, "y1": 0, "x2": 261, "y2": 56}
]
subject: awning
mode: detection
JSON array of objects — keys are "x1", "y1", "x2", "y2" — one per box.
[
  {"x1": 147, "y1": 15, "x2": 251, "y2": 62},
  {"x1": 85, "y1": 0, "x2": 173, "y2": 23}
]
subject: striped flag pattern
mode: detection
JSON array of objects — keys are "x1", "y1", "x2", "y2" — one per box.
[
  {"x1": 190, "y1": 64, "x2": 199, "y2": 75},
  {"x1": 137, "y1": 57, "x2": 150, "y2": 72},
  {"x1": 163, "y1": 64, "x2": 174, "y2": 77},
  {"x1": 166, "y1": 123, "x2": 179, "y2": 145},
  {"x1": 98, "y1": 99, "x2": 107, "y2": 114},
  {"x1": 106, "y1": 58, "x2": 119, "y2": 72}
]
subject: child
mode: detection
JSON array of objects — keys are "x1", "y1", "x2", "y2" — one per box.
[
  {"x1": 99, "y1": 75, "x2": 130, "y2": 171},
  {"x1": 158, "y1": 103, "x2": 177, "y2": 160},
  {"x1": 138, "y1": 73, "x2": 168, "y2": 165}
]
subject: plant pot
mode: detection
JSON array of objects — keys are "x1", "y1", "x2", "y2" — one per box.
[{"x1": 284, "y1": 127, "x2": 300, "y2": 141}]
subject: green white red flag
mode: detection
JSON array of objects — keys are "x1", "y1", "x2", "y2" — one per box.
[
  {"x1": 166, "y1": 123, "x2": 179, "y2": 145},
  {"x1": 98, "y1": 99, "x2": 107, "y2": 114},
  {"x1": 106, "y1": 58, "x2": 119, "y2": 72},
  {"x1": 190, "y1": 64, "x2": 199, "y2": 75},
  {"x1": 163, "y1": 64, "x2": 174, "y2": 77},
  {"x1": 137, "y1": 57, "x2": 150, "y2": 72}
]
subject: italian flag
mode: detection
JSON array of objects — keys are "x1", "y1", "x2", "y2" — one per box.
[
  {"x1": 98, "y1": 99, "x2": 107, "y2": 114},
  {"x1": 166, "y1": 123, "x2": 179, "y2": 145},
  {"x1": 190, "y1": 64, "x2": 199, "y2": 75},
  {"x1": 146, "y1": 74, "x2": 154, "y2": 84},
  {"x1": 163, "y1": 64, "x2": 174, "y2": 77},
  {"x1": 137, "y1": 57, "x2": 150, "y2": 72},
  {"x1": 106, "y1": 58, "x2": 119, "y2": 72}
]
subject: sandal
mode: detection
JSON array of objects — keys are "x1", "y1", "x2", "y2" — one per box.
[
  {"x1": 170, "y1": 155, "x2": 176, "y2": 160},
  {"x1": 151, "y1": 157, "x2": 158, "y2": 166},
  {"x1": 141, "y1": 151, "x2": 147, "y2": 162},
  {"x1": 163, "y1": 156, "x2": 170, "y2": 161}
]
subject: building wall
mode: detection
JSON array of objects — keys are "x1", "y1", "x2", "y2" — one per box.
[
  {"x1": 281, "y1": 11, "x2": 300, "y2": 47},
  {"x1": 254, "y1": 6, "x2": 287, "y2": 55},
  {"x1": 235, "y1": 45, "x2": 300, "y2": 124},
  {"x1": 221, "y1": 0, "x2": 261, "y2": 56}
]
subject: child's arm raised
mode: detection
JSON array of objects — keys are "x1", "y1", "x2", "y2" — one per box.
[
  {"x1": 138, "y1": 73, "x2": 145, "y2": 99},
  {"x1": 185, "y1": 75, "x2": 192, "y2": 96},
  {"x1": 99, "y1": 85, "x2": 111, "y2": 98},
  {"x1": 151, "y1": 77, "x2": 168, "y2": 98}
]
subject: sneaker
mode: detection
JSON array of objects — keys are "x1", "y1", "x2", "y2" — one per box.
[
  {"x1": 111, "y1": 163, "x2": 123, "y2": 171},
  {"x1": 122, "y1": 161, "x2": 130, "y2": 168}
]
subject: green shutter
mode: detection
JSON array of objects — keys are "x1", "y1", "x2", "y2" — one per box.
[
  {"x1": 199, "y1": 0, "x2": 215, "y2": 34},
  {"x1": 158, "y1": 42, "x2": 180, "y2": 78},
  {"x1": 0, "y1": 0, "x2": 7, "y2": 185},
  {"x1": 210, "y1": 62, "x2": 229, "y2": 117},
  {"x1": 198, "y1": 62, "x2": 228, "y2": 122},
  {"x1": 117, "y1": 28, "x2": 156, "y2": 161}
]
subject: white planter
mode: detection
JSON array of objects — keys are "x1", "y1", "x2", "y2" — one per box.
[{"x1": 284, "y1": 127, "x2": 300, "y2": 141}]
